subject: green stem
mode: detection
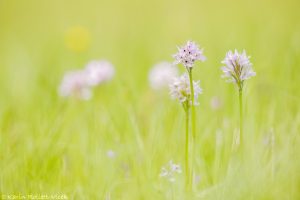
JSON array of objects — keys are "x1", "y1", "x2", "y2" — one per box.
[
  {"x1": 188, "y1": 70, "x2": 196, "y2": 140},
  {"x1": 188, "y1": 69, "x2": 196, "y2": 188},
  {"x1": 239, "y1": 88, "x2": 243, "y2": 149},
  {"x1": 185, "y1": 107, "x2": 190, "y2": 189},
  {"x1": 171, "y1": 183, "x2": 174, "y2": 200}
]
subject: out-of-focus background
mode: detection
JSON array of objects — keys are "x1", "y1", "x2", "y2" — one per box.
[{"x1": 1, "y1": 0, "x2": 300, "y2": 199}]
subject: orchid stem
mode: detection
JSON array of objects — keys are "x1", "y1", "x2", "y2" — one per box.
[
  {"x1": 185, "y1": 106, "x2": 190, "y2": 190},
  {"x1": 239, "y1": 88, "x2": 243, "y2": 150},
  {"x1": 188, "y1": 69, "x2": 195, "y2": 188}
]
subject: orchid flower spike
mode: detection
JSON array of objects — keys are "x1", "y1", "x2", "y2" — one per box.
[
  {"x1": 221, "y1": 49, "x2": 256, "y2": 90},
  {"x1": 169, "y1": 73, "x2": 202, "y2": 107},
  {"x1": 173, "y1": 40, "x2": 206, "y2": 69}
]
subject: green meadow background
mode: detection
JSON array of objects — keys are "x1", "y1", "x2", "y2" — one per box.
[{"x1": 1, "y1": 0, "x2": 300, "y2": 199}]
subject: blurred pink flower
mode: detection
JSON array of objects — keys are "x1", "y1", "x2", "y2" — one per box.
[
  {"x1": 58, "y1": 70, "x2": 92, "y2": 100},
  {"x1": 59, "y1": 60, "x2": 115, "y2": 100},
  {"x1": 85, "y1": 60, "x2": 115, "y2": 86}
]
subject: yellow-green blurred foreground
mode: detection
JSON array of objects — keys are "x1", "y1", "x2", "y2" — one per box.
[{"x1": 1, "y1": 0, "x2": 300, "y2": 199}]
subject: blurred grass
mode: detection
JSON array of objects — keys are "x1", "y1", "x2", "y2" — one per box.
[{"x1": 0, "y1": 0, "x2": 300, "y2": 199}]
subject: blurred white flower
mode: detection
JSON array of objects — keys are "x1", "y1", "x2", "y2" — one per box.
[
  {"x1": 169, "y1": 160, "x2": 182, "y2": 174},
  {"x1": 210, "y1": 96, "x2": 222, "y2": 110},
  {"x1": 169, "y1": 73, "x2": 202, "y2": 106},
  {"x1": 221, "y1": 49, "x2": 256, "y2": 89},
  {"x1": 173, "y1": 40, "x2": 206, "y2": 68},
  {"x1": 148, "y1": 62, "x2": 178, "y2": 90},
  {"x1": 58, "y1": 70, "x2": 92, "y2": 100},
  {"x1": 159, "y1": 160, "x2": 182, "y2": 182},
  {"x1": 195, "y1": 174, "x2": 201, "y2": 185},
  {"x1": 263, "y1": 128, "x2": 275, "y2": 147},
  {"x1": 159, "y1": 167, "x2": 169, "y2": 177},
  {"x1": 59, "y1": 60, "x2": 114, "y2": 100},
  {"x1": 216, "y1": 129, "x2": 223, "y2": 147},
  {"x1": 106, "y1": 149, "x2": 116, "y2": 159},
  {"x1": 85, "y1": 60, "x2": 115, "y2": 86}
]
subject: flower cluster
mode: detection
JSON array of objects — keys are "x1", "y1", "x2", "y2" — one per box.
[
  {"x1": 221, "y1": 49, "x2": 256, "y2": 89},
  {"x1": 169, "y1": 73, "x2": 202, "y2": 106},
  {"x1": 148, "y1": 62, "x2": 178, "y2": 90},
  {"x1": 59, "y1": 60, "x2": 114, "y2": 100},
  {"x1": 159, "y1": 160, "x2": 182, "y2": 182},
  {"x1": 173, "y1": 40, "x2": 206, "y2": 68}
]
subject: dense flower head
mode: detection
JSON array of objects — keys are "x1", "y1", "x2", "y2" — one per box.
[
  {"x1": 159, "y1": 160, "x2": 182, "y2": 182},
  {"x1": 85, "y1": 60, "x2": 115, "y2": 86},
  {"x1": 169, "y1": 73, "x2": 202, "y2": 106},
  {"x1": 148, "y1": 62, "x2": 178, "y2": 90},
  {"x1": 221, "y1": 49, "x2": 256, "y2": 88},
  {"x1": 58, "y1": 70, "x2": 92, "y2": 100},
  {"x1": 173, "y1": 40, "x2": 206, "y2": 68}
]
